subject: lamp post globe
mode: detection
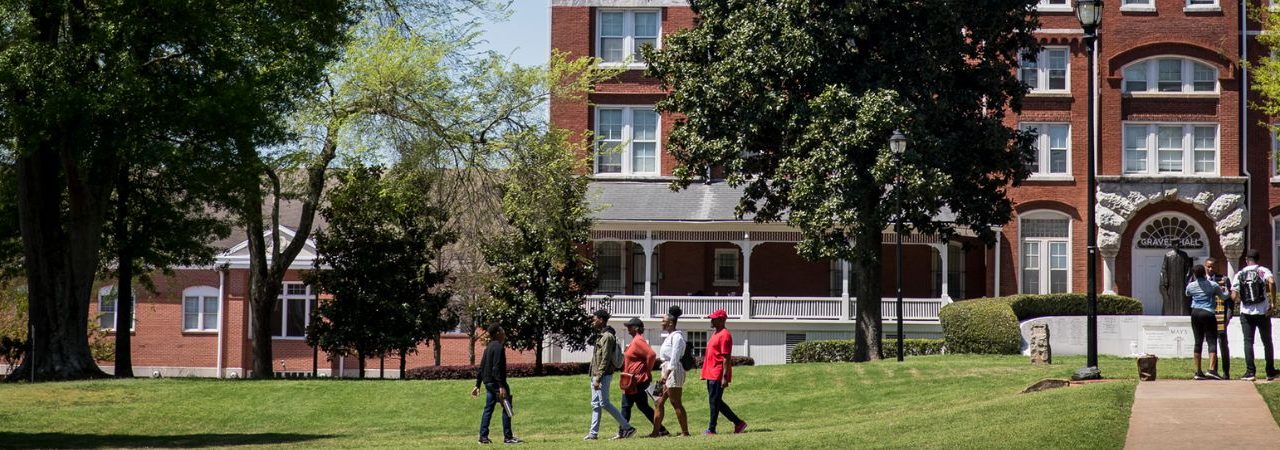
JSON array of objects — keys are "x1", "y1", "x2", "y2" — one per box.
[{"x1": 1074, "y1": 0, "x2": 1103, "y2": 36}]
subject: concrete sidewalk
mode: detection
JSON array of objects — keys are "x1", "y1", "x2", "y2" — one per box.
[{"x1": 1125, "y1": 380, "x2": 1280, "y2": 449}]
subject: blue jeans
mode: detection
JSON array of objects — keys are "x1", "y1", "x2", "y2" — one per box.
[
  {"x1": 589, "y1": 373, "x2": 631, "y2": 436},
  {"x1": 706, "y1": 380, "x2": 742, "y2": 433},
  {"x1": 479, "y1": 383, "x2": 512, "y2": 439}
]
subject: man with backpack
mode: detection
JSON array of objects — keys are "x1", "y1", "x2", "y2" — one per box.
[
  {"x1": 1231, "y1": 249, "x2": 1278, "y2": 381},
  {"x1": 585, "y1": 309, "x2": 636, "y2": 440}
]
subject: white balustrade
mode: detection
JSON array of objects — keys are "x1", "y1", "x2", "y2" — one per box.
[
  {"x1": 584, "y1": 295, "x2": 944, "y2": 322},
  {"x1": 750, "y1": 297, "x2": 843, "y2": 320},
  {"x1": 652, "y1": 296, "x2": 744, "y2": 319},
  {"x1": 584, "y1": 295, "x2": 646, "y2": 317}
]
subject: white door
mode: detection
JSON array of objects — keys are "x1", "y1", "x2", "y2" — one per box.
[{"x1": 1132, "y1": 254, "x2": 1165, "y2": 315}]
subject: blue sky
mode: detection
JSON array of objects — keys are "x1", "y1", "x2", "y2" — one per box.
[{"x1": 476, "y1": 1, "x2": 550, "y2": 67}]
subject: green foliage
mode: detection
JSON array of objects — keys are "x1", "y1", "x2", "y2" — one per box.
[
  {"x1": 482, "y1": 130, "x2": 597, "y2": 360},
  {"x1": 790, "y1": 339, "x2": 946, "y2": 363},
  {"x1": 305, "y1": 165, "x2": 455, "y2": 368},
  {"x1": 939, "y1": 299, "x2": 1022, "y2": 355},
  {"x1": 1005, "y1": 294, "x2": 1144, "y2": 321},
  {"x1": 644, "y1": 0, "x2": 1042, "y2": 361}
]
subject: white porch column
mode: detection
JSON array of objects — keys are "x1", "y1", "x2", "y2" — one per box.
[
  {"x1": 840, "y1": 260, "x2": 851, "y2": 320},
  {"x1": 738, "y1": 237, "x2": 755, "y2": 319},
  {"x1": 1101, "y1": 248, "x2": 1118, "y2": 295},
  {"x1": 933, "y1": 243, "x2": 951, "y2": 301},
  {"x1": 642, "y1": 232, "x2": 656, "y2": 318}
]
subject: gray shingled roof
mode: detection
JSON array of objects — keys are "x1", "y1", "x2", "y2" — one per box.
[{"x1": 588, "y1": 180, "x2": 960, "y2": 224}]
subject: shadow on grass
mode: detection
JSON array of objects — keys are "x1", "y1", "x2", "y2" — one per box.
[{"x1": 0, "y1": 432, "x2": 336, "y2": 449}]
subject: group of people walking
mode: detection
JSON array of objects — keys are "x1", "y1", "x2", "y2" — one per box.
[
  {"x1": 1185, "y1": 249, "x2": 1278, "y2": 382},
  {"x1": 472, "y1": 306, "x2": 747, "y2": 444}
]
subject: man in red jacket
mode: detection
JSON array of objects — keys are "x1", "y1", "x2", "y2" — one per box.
[{"x1": 701, "y1": 309, "x2": 747, "y2": 435}]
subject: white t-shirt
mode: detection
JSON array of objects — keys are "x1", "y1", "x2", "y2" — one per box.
[
  {"x1": 658, "y1": 330, "x2": 687, "y2": 372},
  {"x1": 1232, "y1": 264, "x2": 1274, "y2": 316}
]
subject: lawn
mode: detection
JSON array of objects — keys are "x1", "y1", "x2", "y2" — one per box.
[{"x1": 4, "y1": 355, "x2": 1273, "y2": 449}]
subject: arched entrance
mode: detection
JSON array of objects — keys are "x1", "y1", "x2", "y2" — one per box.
[{"x1": 1130, "y1": 213, "x2": 1209, "y2": 314}]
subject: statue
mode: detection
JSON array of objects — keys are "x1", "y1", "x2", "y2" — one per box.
[{"x1": 1159, "y1": 247, "x2": 1192, "y2": 316}]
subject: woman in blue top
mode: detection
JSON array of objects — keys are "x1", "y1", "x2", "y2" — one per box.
[{"x1": 1185, "y1": 264, "x2": 1223, "y2": 380}]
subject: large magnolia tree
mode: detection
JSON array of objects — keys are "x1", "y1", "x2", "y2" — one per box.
[{"x1": 646, "y1": 0, "x2": 1041, "y2": 360}]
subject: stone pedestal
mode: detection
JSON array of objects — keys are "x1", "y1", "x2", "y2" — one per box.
[{"x1": 1030, "y1": 323, "x2": 1052, "y2": 365}]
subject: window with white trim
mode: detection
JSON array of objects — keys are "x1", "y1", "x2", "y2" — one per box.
[
  {"x1": 1123, "y1": 123, "x2": 1218, "y2": 175},
  {"x1": 1020, "y1": 213, "x2": 1070, "y2": 294},
  {"x1": 271, "y1": 283, "x2": 315, "y2": 338},
  {"x1": 713, "y1": 248, "x2": 739, "y2": 286},
  {"x1": 182, "y1": 286, "x2": 220, "y2": 332},
  {"x1": 1020, "y1": 47, "x2": 1069, "y2": 93},
  {"x1": 1021, "y1": 123, "x2": 1070, "y2": 176},
  {"x1": 1186, "y1": 0, "x2": 1218, "y2": 9},
  {"x1": 595, "y1": 106, "x2": 659, "y2": 175},
  {"x1": 1272, "y1": 125, "x2": 1280, "y2": 176},
  {"x1": 1035, "y1": 0, "x2": 1071, "y2": 11},
  {"x1": 1122, "y1": 0, "x2": 1153, "y2": 6},
  {"x1": 98, "y1": 285, "x2": 136, "y2": 331},
  {"x1": 596, "y1": 241, "x2": 625, "y2": 294},
  {"x1": 1274, "y1": 218, "x2": 1280, "y2": 276},
  {"x1": 1122, "y1": 58, "x2": 1217, "y2": 93},
  {"x1": 685, "y1": 330, "x2": 708, "y2": 360},
  {"x1": 597, "y1": 10, "x2": 659, "y2": 65}
]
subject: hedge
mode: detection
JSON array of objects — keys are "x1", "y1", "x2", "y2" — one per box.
[
  {"x1": 939, "y1": 299, "x2": 1022, "y2": 354},
  {"x1": 404, "y1": 356, "x2": 755, "y2": 381},
  {"x1": 939, "y1": 293, "x2": 1143, "y2": 354},
  {"x1": 789, "y1": 339, "x2": 946, "y2": 363}
]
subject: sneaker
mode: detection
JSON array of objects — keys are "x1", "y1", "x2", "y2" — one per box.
[
  {"x1": 1193, "y1": 372, "x2": 1207, "y2": 380},
  {"x1": 503, "y1": 437, "x2": 523, "y2": 444},
  {"x1": 657, "y1": 429, "x2": 671, "y2": 437},
  {"x1": 479, "y1": 437, "x2": 492, "y2": 444},
  {"x1": 621, "y1": 427, "x2": 637, "y2": 439},
  {"x1": 582, "y1": 434, "x2": 597, "y2": 441},
  {"x1": 1205, "y1": 371, "x2": 1223, "y2": 380},
  {"x1": 734, "y1": 421, "x2": 749, "y2": 434},
  {"x1": 1243, "y1": 372, "x2": 1257, "y2": 381},
  {"x1": 703, "y1": 430, "x2": 716, "y2": 436},
  {"x1": 1268, "y1": 372, "x2": 1279, "y2": 381}
]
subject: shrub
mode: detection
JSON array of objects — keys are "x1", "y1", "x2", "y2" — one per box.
[
  {"x1": 789, "y1": 339, "x2": 946, "y2": 363},
  {"x1": 406, "y1": 362, "x2": 590, "y2": 380},
  {"x1": 1005, "y1": 294, "x2": 1142, "y2": 321},
  {"x1": 939, "y1": 299, "x2": 1021, "y2": 354}
]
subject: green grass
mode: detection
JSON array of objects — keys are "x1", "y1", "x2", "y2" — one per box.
[{"x1": 0, "y1": 355, "x2": 1153, "y2": 449}]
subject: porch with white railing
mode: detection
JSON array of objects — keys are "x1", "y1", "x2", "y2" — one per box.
[{"x1": 584, "y1": 294, "x2": 948, "y2": 322}]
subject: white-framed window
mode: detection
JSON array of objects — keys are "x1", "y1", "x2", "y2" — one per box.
[
  {"x1": 594, "y1": 106, "x2": 660, "y2": 175},
  {"x1": 597, "y1": 9, "x2": 660, "y2": 66},
  {"x1": 1272, "y1": 125, "x2": 1280, "y2": 177},
  {"x1": 1185, "y1": 0, "x2": 1219, "y2": 10},
  {"x1": 1274, "y1": 218, "x2": 1280, "y2": 276},
  {"x1": 1020, "y1": 123, "x2": 1071, "y2": 176},
  {"x1": 1123, "y1": 123, "x2": 1218, "y2": 175},
  {"x1": 1121, "y1": 0, "x2": 1154, "y2": 8},
  {"x1": 595, "y1": 241, "x2": 625, "y2": 294},
  {"x1": 713, "y1": 248, "x2": 740, "y2": 287},
  {"x1": 931, "y1": 244, "x2": 967, "y2": 299},
  {"x1": 271, "y1": 283, "x2": 315, "y2": 339},
  {"x1": 1020, "y1": 47, "x2": 1069, "y2": 93},
  {"x1": 685, "y1": 330, "x2": 708, "y2": 360},
  {"x1": 1035, "y1": 0, "x2": 1072, "y2": 11},
  {"x1": 829, "y1": 260, "x2": 844, "y2": 297},
  {"x1": 1122, "y1": 57, "x2": 1218, "y2": 94},
  {"x1": 182, "y1": 286, "x2": 220, "y2": 332},
  {"x1": 98, "y1": 285, "x2": 135, "y2": 331},
  {"x1": 1020, "y1": 212, "x2": 1071, "y2": 294}
]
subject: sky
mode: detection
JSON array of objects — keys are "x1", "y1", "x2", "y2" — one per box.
[{"x1": 476, "y1": 1, "x2": 551, "y2": 68}]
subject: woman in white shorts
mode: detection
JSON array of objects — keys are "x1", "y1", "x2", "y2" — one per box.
[{"x1": 652, "y1": 305, "x2": 690, "y2": 437}]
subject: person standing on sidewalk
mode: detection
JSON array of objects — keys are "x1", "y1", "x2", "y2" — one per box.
[
  {"x1": 701, "y1": 309, "x2": 747, "y2": 435},
  {"x1": 618, "y1": 317, "x2": 667, "y2": 437},
  {"x1": 1185, "y1": 264, "x2": 1223, "y2": 380},
  {"x1": 653, "y1": 306, "x2": 691, "y2": 437},
  {"x1": 1231, "y1": 249, "x2": 1279, "y2": 381},
  {"x1": 471, "y1": 324, "x2": 522, "y2": 445},
  {"x1": 1205, "y1": 257, "x2": 1233, "y2": 379},
  {"x1": 585, "y1": 309, "x2": 636, "y2": 440}
]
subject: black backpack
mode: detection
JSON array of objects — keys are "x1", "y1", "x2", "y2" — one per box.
[
  {"x1": 679, "y1": 333, "x2": 696, "y2": 371},
  {"x1": 1239, "y1": 268, "x2": 1268, "y2": 306}
]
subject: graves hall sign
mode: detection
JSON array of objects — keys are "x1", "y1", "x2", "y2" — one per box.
[{"x1": 1136, "y1": 216, "x2": 1205, "y2": 249}]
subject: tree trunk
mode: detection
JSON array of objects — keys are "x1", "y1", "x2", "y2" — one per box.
[
  {"x1": 9, "y1": 147, "x2": 110, "y2": 382},
  {"x1": 534, "y1": 339, "x2": 544, "y2": 375},
  {"x1": 399, "y1": 348, "x2": 406, "y2": 379},
  {"x1": 379, "y1": 354, "x2": 385, "y2": 379},
  {"x1": 113, "y1": 168, "x2": 134, "y2": 378},
  {"x1": 433, "y1": 333, "x2": 441, "y2": 366},
  {"x1": 851, "y1": 225, "x2": 885, "y2": 362},
  {"x1": 467, "y1": 331, "x2": 477, "y2": 365},
  {"x1": 357, "y1": 350, "x2": 366, "y2": 379}
]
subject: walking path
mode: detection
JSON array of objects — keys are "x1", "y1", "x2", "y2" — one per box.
[{"x1": 1125, "y1": 380, "x2": 1280, "y2": 449}]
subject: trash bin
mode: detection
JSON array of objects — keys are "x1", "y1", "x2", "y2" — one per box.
[{"x1": 1137, "y1": 354, "x2": 1158, "y2": 381}]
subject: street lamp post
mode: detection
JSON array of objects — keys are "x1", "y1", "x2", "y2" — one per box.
[
  {"x1": 889, "y1": 130, "x2": 908, "y2": 362},
  {"x1": 1075, "y1": 0, "x2": 1103, "y2": 380}
]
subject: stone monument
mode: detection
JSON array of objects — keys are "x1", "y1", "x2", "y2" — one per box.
[{"x1": 1029, "y1": 323, "x2": 1051, "y2": 365}]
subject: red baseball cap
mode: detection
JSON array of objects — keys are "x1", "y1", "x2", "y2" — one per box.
[{"x1": 708, "y1": 309, "x2": 728, "y2": 320}]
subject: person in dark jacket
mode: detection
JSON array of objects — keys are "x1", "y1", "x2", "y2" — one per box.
[{"x1": 472, "y1": 324, "x2": 522, "y2": 444}]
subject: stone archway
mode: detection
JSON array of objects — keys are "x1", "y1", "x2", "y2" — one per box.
[{"x1": 1095, "y1": 178, "x2": 1247, "y2": 294}]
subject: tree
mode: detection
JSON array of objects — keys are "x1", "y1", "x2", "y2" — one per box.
[
  {"x1": 645, "y1": 0, "x2": 1040, "y2": 361},
  {"x1": 483, "y1": 130, "x2": 598, "y2": 374},
  {"x1": 305, "y1": 165, "x2": 454, "y2": 378},
  {"x1": 0, "y1": 1, "x2": 357, "y2": 381}
]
